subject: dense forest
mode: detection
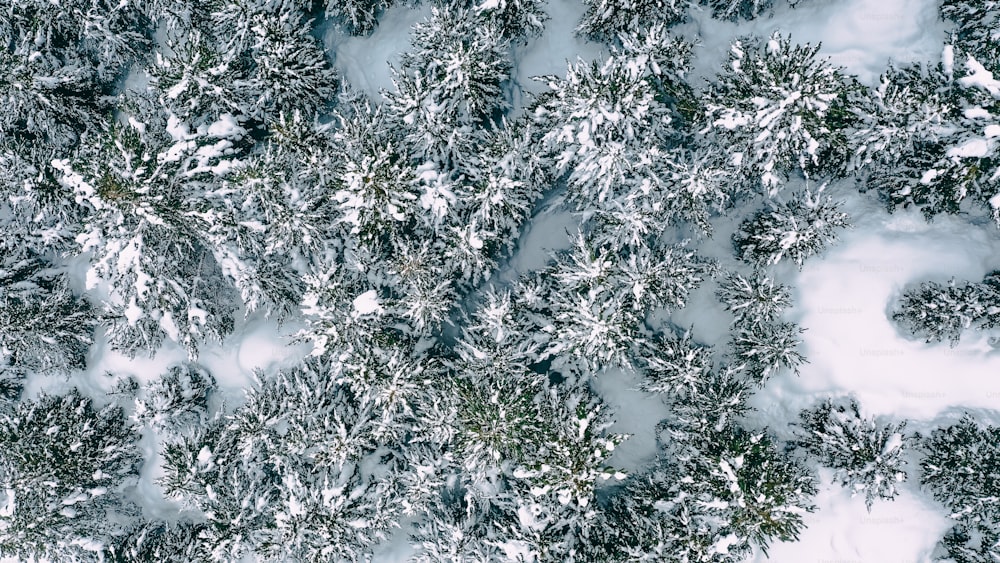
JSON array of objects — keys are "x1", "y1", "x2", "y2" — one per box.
[{"x1": 2, "y1": 0, "x2": 1000, "y2": 561}]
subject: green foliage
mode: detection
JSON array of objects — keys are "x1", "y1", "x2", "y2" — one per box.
[
  {"x1": 324, "y1": 0, "x2": 395, "y2": 35},
  {"x1": 133, "y1": 364, "x2": 217, "y2": 435},
  {"x1": 598, "y1": 425, "x2": 817, "y2": 561},
  {"x1": 892, "y1": 280, "x2": 986, "y2": 347},
  {"x1": 0, "y1": 389, "x2": 141, "y2": 561},
  {"x1": 159, "y1": 357, "x2": 429, "y2": 561},
  {"x1": 717, "y1": 270, "x2": 792, "y2": 328},
  {"x1": 703, "y1": 33, "x2": 860, "y2": 194},
  {"x1": 733, "y1": 190, "x2": 850, "y2": 269},
  {"x1": 921, "y1": 416, "x2": 1000, "y2": 562},
  {"x1": 700, "y1": 0, "x2": 772, "y2": 21},
  {"x1": 794, "y1": 397, "x2": 909, "y2": 510},
  {"x1": 0, "y1": 260, "x2": 96, "y2": 387},
  {"x1": 729, "y1": 321, "x2": 807, "y2": 384},
  {"x1": 638, "y1": 329, "x2": 715, "y2": 397},
  {"x1": 576, "y1": 0, "x2": 687, "y2": 42}
]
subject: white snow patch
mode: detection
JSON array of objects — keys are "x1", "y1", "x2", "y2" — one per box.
[
  {"x1": 687, "y1": 0, "x2": 949, "y2": 86},
  {"x1": 753, "y1": 195, "x2": 1000, "y2": 423},
  {"x1": 754, "y1": 468, "x2": 951, "y2": 562},
  {"x1": 325, "y1": 4, "x2": 430, "y2": 101},
  {"x1": 352, "y1": 290, "x2": 384, "y2": 317}
]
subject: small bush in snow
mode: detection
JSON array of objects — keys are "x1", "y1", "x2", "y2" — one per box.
[
  {"x1": 891, "y1": 279, "x2": 988, "y2": 347},
  {"x1": 794, "y1": 397, "x2": 909, "y2": 510},
  {"x1": 716, "y1": 270, "x2": 793, "y2": 328},
  {"x1": 921, "y1": 415, "x2": 1000, "y2": 562},
  {"x1": 133, "y1": 364, "x2": 216, "y2": 435},
  {"x1": 733, "y1": 190, "x2": 850, "y2": 269}
]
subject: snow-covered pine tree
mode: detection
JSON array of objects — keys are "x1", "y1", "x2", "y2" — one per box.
[
  {"x1": 0, "y1": 389, "x2": 142, "y2": 561},
  {"x1": 733, "y1": 188, "x2": 850, "y2": 269},
  {"x1": 107, "y1": 520, "x2": 204, "y2": 563},
  {"x1": 940, "y1": 0, "x2": 1000, "y2": 73},
  {"x1": 531, "y1": 42, "x2": 686, "y2": 207},
  {"x1": 208, "y1": 0, "x2": 339, "y2": 123},
  {"x1": 599, "y1": 424, "x2": 817, "y2": 561},
  {"x1": 891, "y1": 279, "x2": 986, "y2": 346},
  {"x1": 716, "y1": 270, "x2": 793, "y2": 328},
  {"x1": 702, "y1": 33, "x2": 860, "y2": 195},
  {"x1": 387, "y1": 5, "x2": 512, "y2": 169},
  {"x1": 920, "y1": 415, "x2": 1000, "y2": 562},
  {"x1": 658, "y1": 363, "x2": 754, "y2": 442},
  {"x1": 1, "y1": 0, "x2": 150, "y2": 83},
  {"x1": 450, "y1": 353, "x2": 548, "y2": 482},
  {"x1": 148, "y1": 30, "x2": 253, "y2": 125},
  {"x1": 324, "y1": 0, "x2": 395, "y2": 35},
  {"x1": 850, "y1": 55, "x2": 1000, "y2": 225},
  {"x1": 159, "y1": 357, "x2": 435, "y2": 561},
  {"x1": 699, "y1": 0, "x2": 772, "y2": 21},
  {"x1": 0, "y1": 260, "x2": 97, "y2": 398},
  {"x1": 408, "y1": 477, "x2": 504, "y2": 562},
  {"x1": 133, "y1": 363, "x2": 217, "y2": 436},
  {"x1": 0, "y1": 145, "x2": 80, "y2": 257},
  {"x1": 794, "y1": 397, "x2": 909, "y2": 510},
  {"x1": 501, "y1": 387, "x2": 628, "y2": 561},
  {"x1": 536, "y1": 233, "x2": 716, "y2": 374},
  {"x1": 445, "y1": 119, "x2": 546, "y2": 282},
  {"x1": 576, "y1": 0, "x2": 687, "y2": 42},
  {"x1": 729, "y1": 320, "x2": 807, "y2": 384},
  {"x1": 0, "y1": 48, "x2": 102, "y2": 148},
  {"x1": 638, "y1": 328, "x2": 715, "y2": 397},
  {"x1": 472, "y1": 0, "x2": 548, "y2": 41},
  {"x1": 55, "y1": 116, "x2": 253, "y2": 357}
]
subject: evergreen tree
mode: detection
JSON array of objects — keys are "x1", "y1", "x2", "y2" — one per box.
[
  {"x1": 0, "y1": 260, "x2": 97, "y2": 396},
  {"x1": 733, "y1": 189, "x2": 850, "y2": 269},
  {"x1": 535, "y1": 233, "x2": 716, "y2": 374},
  {"x1": 0, "y1": 145, "x2": 79, "y2": 256},
  {"x1": 133, "y1": 363, "x2": 217, "y2": 436},
  {"x1": 638, "y1": 329, "x2": 715, "y2": 397},
  {"x1": 850, "y1": 57, "x2": 1000, "y2": 225},
  {"x1": 387, "y1": 5, "x2": 512, "y2": 169},
  {"x1": 576, "y1": 0, "x2": 687, "y2": 42},
  {"x1": 0, "y1": 48, "x2": 102, "y2": 147},
  {"x1": 658, "y1": 364, "x2": 754, "y2": 441},
  {"x1": 920, "y1": 416, "x2": 1000, "y2": 562},
  {"x1": 228, "y1": 7, "x2": 338, "y2": 121},
  {"x1": 794, "y1": 398, "x2": 909, "y2": 510},
  {"x1": 159, "y1": 357, "x2": 434, "y2": 561},
  {"x1": 500, "y1": 387, "x2": 628, "y2": 561},
  {"x1": 409, "y1": 478, "x2": 504, "y2": 562},
  {"x1": 596, "y1": 425, "x2": 817, "y2": 561},
  {"x1": 108, "y1": 520, "x2": 205, "y2": 563},
  {"x1": 531, "y1": 41, "x2": 690, "y2": 206},
  {"x1": 716, "y1": 270, "x2": 792, "y2": 328},
  {"x1": 703, "y1": 33, "x2": 860, "y2": 194},
  {"x1": 891, "y1": 279, "x2": 986, "y2": 347},
  {"x1": 0, "y1": 389, "x2": 142, "y2": 561},
  {"x1": 473, "y1": 0, "x2": 548, "y2": 41},
  {"x1": 699, "y1": 0, "x2": 772, "y2": 21},
  {"x1": 148, "y1": 30, "x2": 253, "y2": 125},
  {"x1": 729, "y1": 321, "x2": 807, "y2": 384},
  {"x1": 324, "y1": 0, "x2": 396, "y2": 35},
  {"x1": 55, "y1": 117, "x2": 253, "y2": 357},
  {"x1": 940, "y1": 0, "x2": 1000, "y2": 73}
]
